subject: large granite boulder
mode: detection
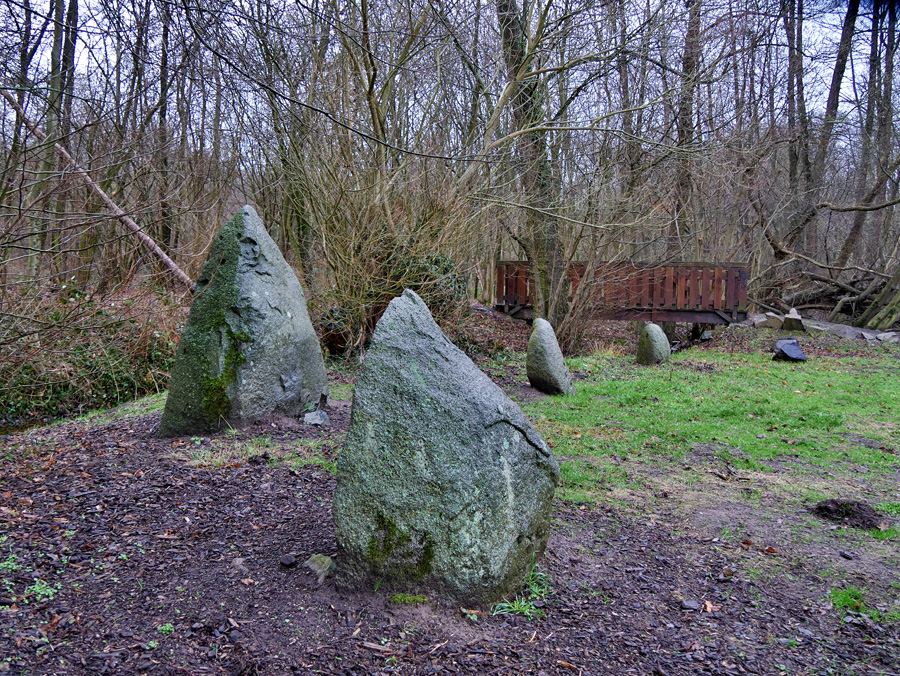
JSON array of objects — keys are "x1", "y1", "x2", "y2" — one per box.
[
  {"x1": 636, "y1": 323, "x2": 670, "y2": 365},
  {"x1": 332, "y1": 290, "x2": 559, "y2": 604},
  {"x1": 158, "y1": 206, "x2": 327, "y2": 437},
  {"x1": 527, "y1": 318, "x2": 575, "y2": 395}
]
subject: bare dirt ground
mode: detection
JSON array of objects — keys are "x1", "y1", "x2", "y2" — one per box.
[{"x1": 1, "y1": 311, "x2": 897, "y2": 676}]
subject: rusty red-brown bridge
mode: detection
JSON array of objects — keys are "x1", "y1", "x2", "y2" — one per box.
[{"x1": 495, "y1": 261, "x2": 749, "y2": 325}]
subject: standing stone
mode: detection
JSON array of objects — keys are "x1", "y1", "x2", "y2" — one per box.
[
  {"x1": 158, "y1": 206, "x2": 327, "y2": 437},
  {"x1": 636, "y1": 323, "x2": 670, "y2": 365},
  {"x1": 332, "y1": 290, "x2": 559, "y2": 604},
  {"x1": 527, "y1": 318, "x2": 575, "y2": 395},
  {"x1": 782, "y1": 308, "x2": 806, "y2": 332}
]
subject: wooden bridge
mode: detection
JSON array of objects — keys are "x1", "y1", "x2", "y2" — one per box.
[{"x1": 495, "y1": 261, "x2": 749, "y2": 325}]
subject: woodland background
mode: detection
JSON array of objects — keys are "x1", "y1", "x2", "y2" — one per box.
[{"x1": 1, "y1": 0, "x2": 899, "y2": 423}]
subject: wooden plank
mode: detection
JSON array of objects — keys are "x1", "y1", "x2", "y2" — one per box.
[
  {"x1": 629, "y1": 269, "x2": 639, "y2": 306},
  {"x1": 620, "y1": 266, "x2": 633, "y2": 306},
  {"x1": 713, "y1": 268, "x2": 723, "y2": 310},
  {"x1": 516, "y1": 267, "x2": 527, "y2": 306},
  {"x1": 702, "y1": 268, "x2": 713, "y2": 309},
  {"x1": 654, "y1": 267, "x2": 666, "y2": 307},
  {"x1": 725, "y1": 268, "x2": 738, "y2": 310},
  {"x1": 676, "y1": 268, "x2": 687, "y2": 309},
  {"x1": 689, "y1": 268, "x2": 700, "y2": 308},
  {"x1": 569, "y1": 264, "x2": 585, "y2": 299},
  {"x1": 595, "y1": 307, "x2": 747, "y2": 324},
  {"x1": 614, "y1": 267, "x2": 627, "y2": 307},
  {"x1": 664, "y1": 267, "x2": 675, "y2": 307},
  {"x1": 639, "y1": 268, "x2": 651, "y2": 307},
  {"x1": 494, "y1": 260, "x2": 751, "y2": 322}
]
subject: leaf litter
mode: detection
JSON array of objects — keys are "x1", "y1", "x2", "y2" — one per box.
[{"x1": 0, "y1": 313, "x2": 898, "y2": 675}]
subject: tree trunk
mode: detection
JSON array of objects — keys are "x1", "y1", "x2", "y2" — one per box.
[
  {"x1": 783, "y1": 0, "x2": 860, "y2": 250},
  {"x1": 835, "y1": 0, "x2": 895, "y2": 268},
  {"x1": 495, "y1": 0, "x2": 565, "y2": 326},
  {"x1": 669, "y1": 0, "x2": 702, "y2": 257},
  {"x1": 26, "y1": 0, "x2": 67, "y2": 278}
]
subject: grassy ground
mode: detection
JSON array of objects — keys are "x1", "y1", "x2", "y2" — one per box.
[
  {"x1": 522, "y1": 325, "x2": 900, "y2": 624},
  {"x1": 2, "y1": 320, "x2": 899, "y2": 674}
]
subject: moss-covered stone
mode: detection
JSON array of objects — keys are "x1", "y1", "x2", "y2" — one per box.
[
  {"x1": 158, "y1": 211, "x2": 247, "y2": 436},
  {"x1": 333, "y1": 290, "x2": 559, "y2": 604},
  {"x1": 158, "y1": 206, "x2": 326, "y2": 437}
]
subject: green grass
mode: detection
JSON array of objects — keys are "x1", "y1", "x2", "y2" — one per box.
[
  {"x1": 491, "y1": 559, "x2": 552, "y2": 621},
  {"x1": 872, "y1": 526, "x2": 899, "y2": 541},
  {"x1": 557, "y1": 457, "x2": 639, "y2": 503},
  {"x1": 73, "y1": 391, "x2": 168, "y2": 426},
  {"x1": 329, "y1": 384, "x2": 354, "y2": 401},
  {"x1": 285, "y1": 439, "x2": 336, "y2": 474},
  {"x1": 831, "y1": 585, "x2": 865, "y2": 611},
  {"x1": 527, "y1": 348, "x2": 900, "y2": 505},
  {"x1": 830, "y1": 585, "x2": 900, "y2": 623}
]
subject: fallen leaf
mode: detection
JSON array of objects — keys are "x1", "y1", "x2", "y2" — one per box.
[
  {"x1": 765, "y1": 546, "x2": 778, "y2": 555},
  {"x1": 557, "y1": 660, "x2": 579, "y2": 672},
  {"x1": 703, "y1": 600, "x2": 721, "y2": 613}
]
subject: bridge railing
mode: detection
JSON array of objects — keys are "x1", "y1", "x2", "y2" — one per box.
[{"x1": 495, "y1": 261, "x2": 749, "y2": 324}]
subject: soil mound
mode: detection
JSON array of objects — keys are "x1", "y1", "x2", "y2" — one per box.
[{"x1": 812, "y1": 499, "x2": 884, "y2": 529}]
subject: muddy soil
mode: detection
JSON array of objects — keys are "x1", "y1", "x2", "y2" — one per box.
[{"x1": 1, "y1": 314, "x2": 898, "y2": 675}]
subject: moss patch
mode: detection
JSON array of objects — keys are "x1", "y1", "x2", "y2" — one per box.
[
  {"x1": 158, "y1": 211, "x2": 248, "y2": 436},
  {"x1": 366, "y1": 511, "x2": 434, "y2": 582},
  {"x1": 388, "y1": 593, "x2": 428, "y2": 605}
]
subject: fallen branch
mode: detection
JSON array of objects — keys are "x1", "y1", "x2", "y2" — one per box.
[
  {"x1": 0, "y1": 87, "x2": 196, "y2": 293},
  {"x1": 801, "y1": 272, "x2": 869, "y2": 296},
  {"x1": 761, "y1": 236, "x2": 890, "y2": 280}
]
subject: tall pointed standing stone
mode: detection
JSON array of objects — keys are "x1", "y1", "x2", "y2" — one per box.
[
  {"x1": 158, "y1": 206, "x2": 326, "y2": 437},
  {"x1": 333, "y1": 290, "x2": 559, "y2": 604}
]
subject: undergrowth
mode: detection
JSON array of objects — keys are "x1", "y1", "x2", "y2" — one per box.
[{"x1": 0, "y1": 284, "x2": 181, "y2": 427}]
